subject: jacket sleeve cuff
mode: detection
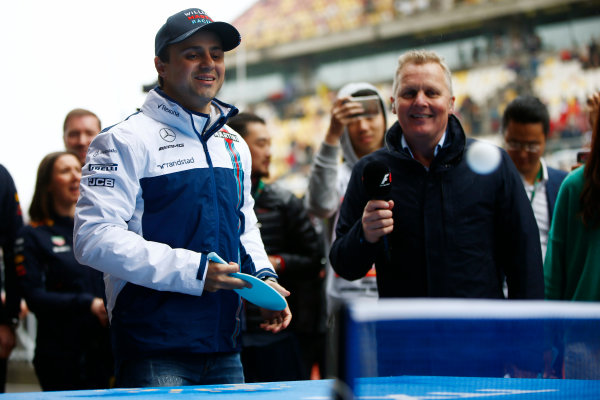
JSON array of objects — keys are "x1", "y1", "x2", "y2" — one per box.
[
  {"x1": 197, "y1": 253, "x2": 208, "y2": 281},
  {"x1": 255, "y1": 267, "x2": 278, "y2": 281}
]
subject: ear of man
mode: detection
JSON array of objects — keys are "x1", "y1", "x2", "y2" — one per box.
[{"x1": 154, "y1": 56, "x2": 167, "y2": 76}]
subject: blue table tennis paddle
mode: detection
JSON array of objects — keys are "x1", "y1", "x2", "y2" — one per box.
[{"x1": 207, "y1": 252, "x2": 287, "y2": 311}]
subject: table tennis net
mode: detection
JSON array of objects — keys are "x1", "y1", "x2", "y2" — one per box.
[{"x1": 335, "y1": 299, "x2": 600, "y2": 396}]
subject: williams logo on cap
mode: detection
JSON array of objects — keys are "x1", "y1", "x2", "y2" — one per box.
[{"x1": 155, "y1": 8, "x2": 241, "y2": 57}]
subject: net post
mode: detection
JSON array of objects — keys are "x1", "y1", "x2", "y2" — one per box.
[{"x1": 332, "y1": 301, "x2": 355, "y2": 400}]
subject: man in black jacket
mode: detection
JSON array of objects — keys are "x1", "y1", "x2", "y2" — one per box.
[
  {"x1": 228, "y1": 113, "x2": 326, "y2": 382},
  {"x1": 330, "y1": 50, "x2": 543, "y2": 300},
  {"x1": 329, "y1": 49, "x2": 544, "y2": 379}
]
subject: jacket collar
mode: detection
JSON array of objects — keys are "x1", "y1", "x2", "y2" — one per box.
[{"x1": 141, "y1": 88, "x2": 239, "y2": 138}]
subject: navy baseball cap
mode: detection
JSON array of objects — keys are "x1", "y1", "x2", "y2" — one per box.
[{"x1": 155, "y1": 8, "x2": 241, "y2": 56}]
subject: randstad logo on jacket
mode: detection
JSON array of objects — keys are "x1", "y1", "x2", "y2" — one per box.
[{"x1": 157, "y1": 157, "x2": 195, "y2": 170}]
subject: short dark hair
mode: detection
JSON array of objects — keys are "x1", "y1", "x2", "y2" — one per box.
[
  {"x1": 502, "y1": 96, "x2": 550, "y2": 137},
  {"x1": 29, "y1": 151, "x2": 80, "y2": 222},
  {"x1": 63, "y1": 108, "x2": 101, "y2": 133},
  {"x1": 227, "y1": 112, "x2": 266, "y2": 138}
]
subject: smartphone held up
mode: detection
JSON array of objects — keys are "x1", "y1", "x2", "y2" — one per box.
[{"x1": 349, "y1": 95, "x2": 381, "y2": 117}]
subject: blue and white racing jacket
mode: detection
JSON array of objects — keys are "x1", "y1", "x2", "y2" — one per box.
[{"x1": 74, "y1": 88, "x2": 276, "y2": 359}]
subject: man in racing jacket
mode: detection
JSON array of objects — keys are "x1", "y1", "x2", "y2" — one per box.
[{"x1": 74, "y1": 8, "x2": 291, "y2": 388}]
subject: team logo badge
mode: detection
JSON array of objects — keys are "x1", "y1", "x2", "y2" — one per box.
[
  {"x1": 159, "y1": 128, "x2": 176, "y2": 142},
  {"x1": 51, "y1": 236, "x2": 65, "y2": 246}
]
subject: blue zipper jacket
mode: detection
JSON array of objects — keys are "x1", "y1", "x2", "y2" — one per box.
[{"x1": 74, "y1": 88, "x2": 276, "y2": 359}]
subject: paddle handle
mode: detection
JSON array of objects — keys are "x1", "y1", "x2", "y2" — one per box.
[{"x1": 207, "y1": 252, "x2": 227, "y2": 264}]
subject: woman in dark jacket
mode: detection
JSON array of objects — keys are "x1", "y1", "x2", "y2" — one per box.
[{"x1": 15, "y1": 151, "x2": 113, "y2": 391}]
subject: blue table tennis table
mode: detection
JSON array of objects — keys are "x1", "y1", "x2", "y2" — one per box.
[{"x1": 4, "y1": 376, "x2": 600, "y2": 399}]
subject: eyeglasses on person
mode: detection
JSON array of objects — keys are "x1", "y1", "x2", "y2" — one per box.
[{"x1": 505, "y1": 140, "x2": 542, "y2": 153}]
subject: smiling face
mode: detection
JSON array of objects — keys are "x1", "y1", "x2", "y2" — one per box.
[
  {"x1": 63, "y1": 115, "x2": 100, "y2": 164},
  {"x1": 48, "y1": 154, "x2": 82, "y2": 214},
  {"x1": 155, "y1": 30, "x2": 225, "y2": 114},
  {"x1": 347, "y1": 113, "x2": 386, "y2": 159},
  {"x1": 391, "y1": 62, "x2": 455, "y2": 151}
]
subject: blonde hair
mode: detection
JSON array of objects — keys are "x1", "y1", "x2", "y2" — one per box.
[{"x1": 392, "y1": 49, "x2": 453, "y2": 96}]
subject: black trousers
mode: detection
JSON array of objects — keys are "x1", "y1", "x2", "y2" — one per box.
[
  {"x1": 241, "y1": 332, "x2": 307, "y2": 382},
  {"x1": 34, "y1": 352, "x2": 113, "y2": 392}
]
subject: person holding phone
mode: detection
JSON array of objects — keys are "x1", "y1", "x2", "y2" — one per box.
[
  {"x1": 305, "y1": 82, "x2": 388, "y2": 376},
  {"x1": 502, "y1": 95, "x2": 568, "y2": 262},
  {"x1": 305, "y1": 82, "x2": 388, "y2": 317}
]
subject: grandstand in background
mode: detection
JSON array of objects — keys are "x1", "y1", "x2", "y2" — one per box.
[{"x1": 152, "y1": 0, "x2": 600, "y2": 193}]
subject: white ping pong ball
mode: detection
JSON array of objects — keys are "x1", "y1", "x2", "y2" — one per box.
[{"x1": 466, "y1": 141, "x2": 501, "y2": 175}]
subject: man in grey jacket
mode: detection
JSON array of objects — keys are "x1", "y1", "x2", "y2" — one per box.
[{"x1": 305, "y1": 83, "x2": 388, "y2": 316}]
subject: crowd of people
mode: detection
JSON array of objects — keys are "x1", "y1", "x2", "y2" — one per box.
[
  {"x1": 231, "y1": 0, "x2": 547, "y2": 52},
  {"x1": 0, "y1": 5, "x2": 599, "y2": 392}
]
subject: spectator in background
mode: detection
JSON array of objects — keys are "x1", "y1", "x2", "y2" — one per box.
[
  {"x1": 545, "y1": 92, "x2": 600, "y2": 379},
  {"x1": 14, "y1": 152, "x2": 112, "y2": 391},
  {"x1": 305, "y1": 82, "x2": 388, "y2": 317},
  {"x1": 545, "y1": 92, "x2": 600, "y2": 300},
  {"x1": 502, "y1": 96, "x2": 568, "y2": 262},
  {"x1": 228, "y1": 113, "x2": 326, "y2": 381},
  {"x1": 305, "y1": 83, "x2": 387, "y2": 377},
  {"x1": 0, "y1": 164, "x2": 23, "y2": 393},
  {"x1": 62, "y1": 108, "x2": 101, "y2": 165}
]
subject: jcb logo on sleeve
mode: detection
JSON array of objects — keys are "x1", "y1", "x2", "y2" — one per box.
[{"x1": 88, "y1": 177, "x2": 115, "y2": 187}]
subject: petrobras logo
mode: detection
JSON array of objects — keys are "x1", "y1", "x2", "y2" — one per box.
[
  {"x1": 157, "y1": 104, "x2": 180, "y2": 117},
  {"x1": 88, "y1": 177, "x2": 115, "y2": 187},
  {"x1": 92, "y1": 148, "x2": 117, "y2": 158},
  {"x1": 157, "y1": 157, "x2": 195, "y2": 170},
  {"x1": 89, "y1": 163, "x2": 118, "y2": 171},
  {"x1": 214, "y1": 130, "x2": 239, "y2": 142},
  {"x1": 159, "y1": 143, "x2": 184, "y2": 151}
]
